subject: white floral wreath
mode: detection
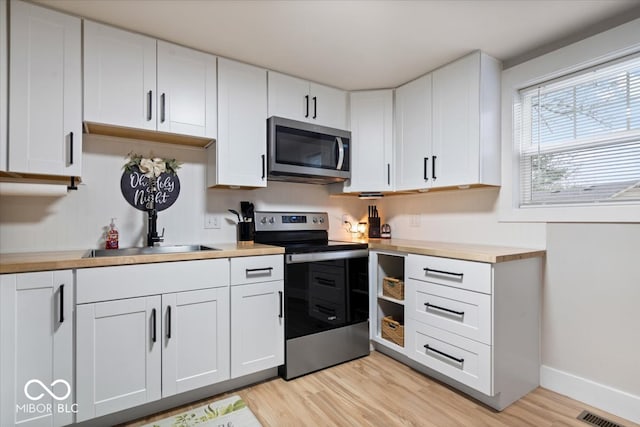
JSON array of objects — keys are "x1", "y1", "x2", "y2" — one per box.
[{"x1": 123, "y1": 152, "x2": 181, "y2": 178}]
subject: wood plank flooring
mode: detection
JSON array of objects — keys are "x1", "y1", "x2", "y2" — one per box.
[{"x1": 124, "y1": 351, "x2": 638, "y2": 427}]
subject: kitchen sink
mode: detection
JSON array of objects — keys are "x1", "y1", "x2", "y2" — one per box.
[{"x1": 84, "y1": 245, "x2": 220, "y2": 258}]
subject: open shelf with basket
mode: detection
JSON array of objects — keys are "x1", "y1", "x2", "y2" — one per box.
[{"x1": 370, "y1": 251, "x2": 406, "y2": 350}]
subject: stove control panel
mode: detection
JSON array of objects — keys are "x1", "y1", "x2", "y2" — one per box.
[{"x1": 255, "y1": 211, "x2": 329, "y2": 232}]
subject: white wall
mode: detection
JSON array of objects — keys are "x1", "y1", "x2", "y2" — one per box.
[
  {"x1": 375, "y1": 187, "x2": 546, "y2": 248},
  {"x1": 498, "y1": 18, "x2": 640, "y2": 424},
  {"x1": 543, "y1": 223, "x2": 640, "y2": 396},
  {"x1": 0, "y1": 134, "x2": 361, "y2": 253}
]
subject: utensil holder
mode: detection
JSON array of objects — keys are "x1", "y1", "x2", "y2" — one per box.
[
  {"x1": 368, "y1": 217, "x2": 381, "y2": 238},
  {"x1": 237, "y1": 222, "x2": 254, "y2": 242}
]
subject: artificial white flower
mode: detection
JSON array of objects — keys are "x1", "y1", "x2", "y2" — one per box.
[{"x1": 139, "y1": 158, "x2": 166, "y2": 178}]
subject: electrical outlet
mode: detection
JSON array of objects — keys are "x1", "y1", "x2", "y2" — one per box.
[
  {"x1": 204, "y1": 214, "x2": 221, "y2": 229},
  {"x1": 409, "y1": 214, "x2": 421, "y2": 227}
]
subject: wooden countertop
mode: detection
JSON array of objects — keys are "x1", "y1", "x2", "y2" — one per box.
[
  {"x1": 1, "y1": 239, "x2": 545, "y2": 274},
  {"x1": 367, "y1": 239, "x2": 545, "y2": 263},
  {"x1": 0, "y1": 242, "x2": 284, "y2": 274}
]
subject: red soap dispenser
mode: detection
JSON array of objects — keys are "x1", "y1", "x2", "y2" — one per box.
[{"x1": 106, "y1": 218, "x2": 119, "y2": 249}]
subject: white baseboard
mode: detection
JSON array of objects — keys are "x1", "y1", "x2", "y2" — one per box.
[{"x1": 540, "y1": 365, "x2": 640, "y2": 425}]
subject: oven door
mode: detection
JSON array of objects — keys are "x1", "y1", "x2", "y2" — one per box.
[{"x1": 284, "y1": 249, "x2": 368, "y2": 340}]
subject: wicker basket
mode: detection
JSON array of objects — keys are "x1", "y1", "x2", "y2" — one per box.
[
  {"x1": 381, "y1": 315, "x2": 405, "y2": 347},
  {"x1": 382, "y1": 277, "x2": 405, "y2": 300}
]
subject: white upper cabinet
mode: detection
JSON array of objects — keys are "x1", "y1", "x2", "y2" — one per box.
[
  {"x1": 209, "y1": 58, "x2": 267, "y2": 188},
  {"x1": 9, "y1": 1, "x2": 81, "y2": 176},
  {"x1": 156, "y1": 41, "x2": 217, "y2": 138},
  {"x1": 309, "y1": 82, "x2": 348, "y2": 130},
  {"x1": 394, "y1": 51, "x2": 501, "y2": 192},
  {"x1": 431, "y1": 51, "x2": 501, "y2": 188},
  {"x1": 268, "y1": 71, "x2": 347, "y2": 130},
  {"x1": 84, "y1": 21, "x2": 156, "y2": 131},
  {"x1": 84, "y1": 22, "x2": 217, "y2": 139},
  {"x1": 395, "y1": 73, "x2": 433, "y2": 191},
  {"x1": 343, "y1": 90, "x2": 394, "y2": 193}
]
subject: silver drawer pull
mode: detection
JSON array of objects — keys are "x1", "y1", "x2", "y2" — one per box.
[
  {"x1": 425, "y1": 302, "x2": 464, "y2": 317},
  {"x1": 424, "y1": 344, "x2": 464, "y2": 365},
  {"x1": 246, "y1": 267, "x2": 273, "y2": 274},
  {"x1": 423, "y1": 267, "x2": 464, "y2": 279}
]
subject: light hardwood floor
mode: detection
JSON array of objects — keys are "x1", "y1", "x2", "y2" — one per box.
[{"x1": 124, "y1": 351, "x2": 638, "y2": 427}]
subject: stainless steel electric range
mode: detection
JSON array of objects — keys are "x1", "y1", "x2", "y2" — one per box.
[{"x1": 254, "y1": 211, "x2": 370, "y2": 380}]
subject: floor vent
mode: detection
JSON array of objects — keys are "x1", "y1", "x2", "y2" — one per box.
[{"x1": 577, "y1": 410, "x2": 626, "y2": 427}]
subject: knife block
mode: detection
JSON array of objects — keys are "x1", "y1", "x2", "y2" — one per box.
[{"x1": 368, "y1": 217, "x2": 381, "y2": 238}]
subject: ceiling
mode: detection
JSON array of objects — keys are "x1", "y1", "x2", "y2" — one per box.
[{"x1": 34, "y1": 0, "x2": 640, "y2": 91}]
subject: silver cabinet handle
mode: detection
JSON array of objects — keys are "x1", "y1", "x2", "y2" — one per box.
[{"x1": 336, "y1": 137, "x2": 345, "y2": 170}]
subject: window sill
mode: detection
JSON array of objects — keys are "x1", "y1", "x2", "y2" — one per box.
[{"x1": 499, "y1": 202, "x2": 640, "y2": 223}]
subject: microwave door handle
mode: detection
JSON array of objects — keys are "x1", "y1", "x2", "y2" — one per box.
[{"x1": 336, "y1": 137, "x2": 345, "y2": 170}]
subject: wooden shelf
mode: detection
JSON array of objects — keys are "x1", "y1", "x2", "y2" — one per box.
[
  {"x1": 377, "y1": 293, "x2": 405, "y2": 305},
  {"x1": 84, "y1": 121, "x2": 215, "y2": 148},
  {"x1": 373, "y1": 335, "x2": 405, "y2": 351}
]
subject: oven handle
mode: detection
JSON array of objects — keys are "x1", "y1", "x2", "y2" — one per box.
[{"x1": 286, "y1": 249, "x2": 369, "y2": 264}]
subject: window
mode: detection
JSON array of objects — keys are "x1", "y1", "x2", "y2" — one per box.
[{"x1": 515, "y1": 54, "x2": 640, "y2": 207}]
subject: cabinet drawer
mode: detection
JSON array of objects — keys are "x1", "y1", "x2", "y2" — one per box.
[
  {"x1": 406, "y1": 279, "x2": 491, "y2": 345},
  {"x1": 407, "y1": 254, "x2": 492, "y2": 294},
  {"x1": 77, "y1": 259, "x2": 229, "y2": 303},
  {"x1": 407, "y1": 321, "x2": 492, "y2": 395},
  {"x1": 230, "y1": 255, "x2": 284, "y2": 285}
]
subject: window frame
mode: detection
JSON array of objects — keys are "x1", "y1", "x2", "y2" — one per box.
[{"x1": 499, "y1": 17, "x2": 640, "y2": 223}]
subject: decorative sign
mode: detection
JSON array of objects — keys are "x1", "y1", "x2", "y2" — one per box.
[{"x1": 120, "y1": 167, "x2": 180, "y2": 212}]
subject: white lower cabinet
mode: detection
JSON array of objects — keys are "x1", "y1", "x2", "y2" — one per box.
[
  {"x1": 406, "y1": 318, "x2": 492, "y2": 394},
  {"x1": 0, "y1": 270, "x2": 74, "y2": 427},
  {"x1": 372, "y1": 251, "x2": 542, "y2": 410},
  {"x1": 230, "y1": 255, "x2": 284, "y2": 378},
  {"x1": 75, "y1": 259, "x2": 230, "y2": 422},
  {"x1": 76, "y1": 296, "x2": 161, "y2": 420},
  {"x1": 162, "y1": 287, "x2": 229, "y2": 396}
]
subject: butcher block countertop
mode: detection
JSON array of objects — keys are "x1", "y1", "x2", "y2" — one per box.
[
  {"x1": 0, "y1": 242, "x2": 284, "y2": 274},
  {"x1": 1, "y1": 239, "x2": 545, "y2": 274},
  {"x1": 367, "y1": 239, "x2": 545, "y2": 263}
]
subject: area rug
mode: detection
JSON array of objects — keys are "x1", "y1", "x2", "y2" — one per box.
[{"x1": 142, "y1": 395, "x2": 262, "y2": 427}]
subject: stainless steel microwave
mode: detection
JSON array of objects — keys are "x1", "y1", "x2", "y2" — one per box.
[{"x1": 267, "y1": 116, "x2": 351, "y2": 184}]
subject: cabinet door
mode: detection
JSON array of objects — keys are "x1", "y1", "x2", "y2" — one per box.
[
  {"x1": 231, "y1": 280, "x2": 284, "y2": 378},
  {"x1": 394, "y1": 73, "x2": 432, "y2": 191},
  {"x1": 0, "y1": 271, "x2": 74, "y2": 427},
  {"x1": 309, "y1": 82, "x2": 347, "y2": 130},
  {"x1": 9, "y1": 1, "x2": 81, "y2": 176},
  {"x1": 344, "y1": 90, "x2": 393, "y2": 193},
  {"x1": 432, "y1": 53, "x2": 481, "y2": 187},
  {"x1": 162, "y1": 287, "x2": 229, "y2": 397},
  {"x1": 267, "y1": 71, "x2": 310, "y2": 122},
  {"x1": 214, "y1": 58, "x2": 267, "y2": 188},
  {"x1": 0, "y1": 0, "x2": 7, "y2": 172},
  {"x1": 157, "y1": 41, "x2": 217, "y2": 138},
  {"x1": 76, "y1": 296, "x2": 161, "y2": 421},
  {"x1": 84, "y1": 21, "x2": 156, "y2": 130}
]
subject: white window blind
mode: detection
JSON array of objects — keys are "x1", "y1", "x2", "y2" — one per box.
[{"x1": 515, "y1": 54, "x2": 640, "y2": 207}]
